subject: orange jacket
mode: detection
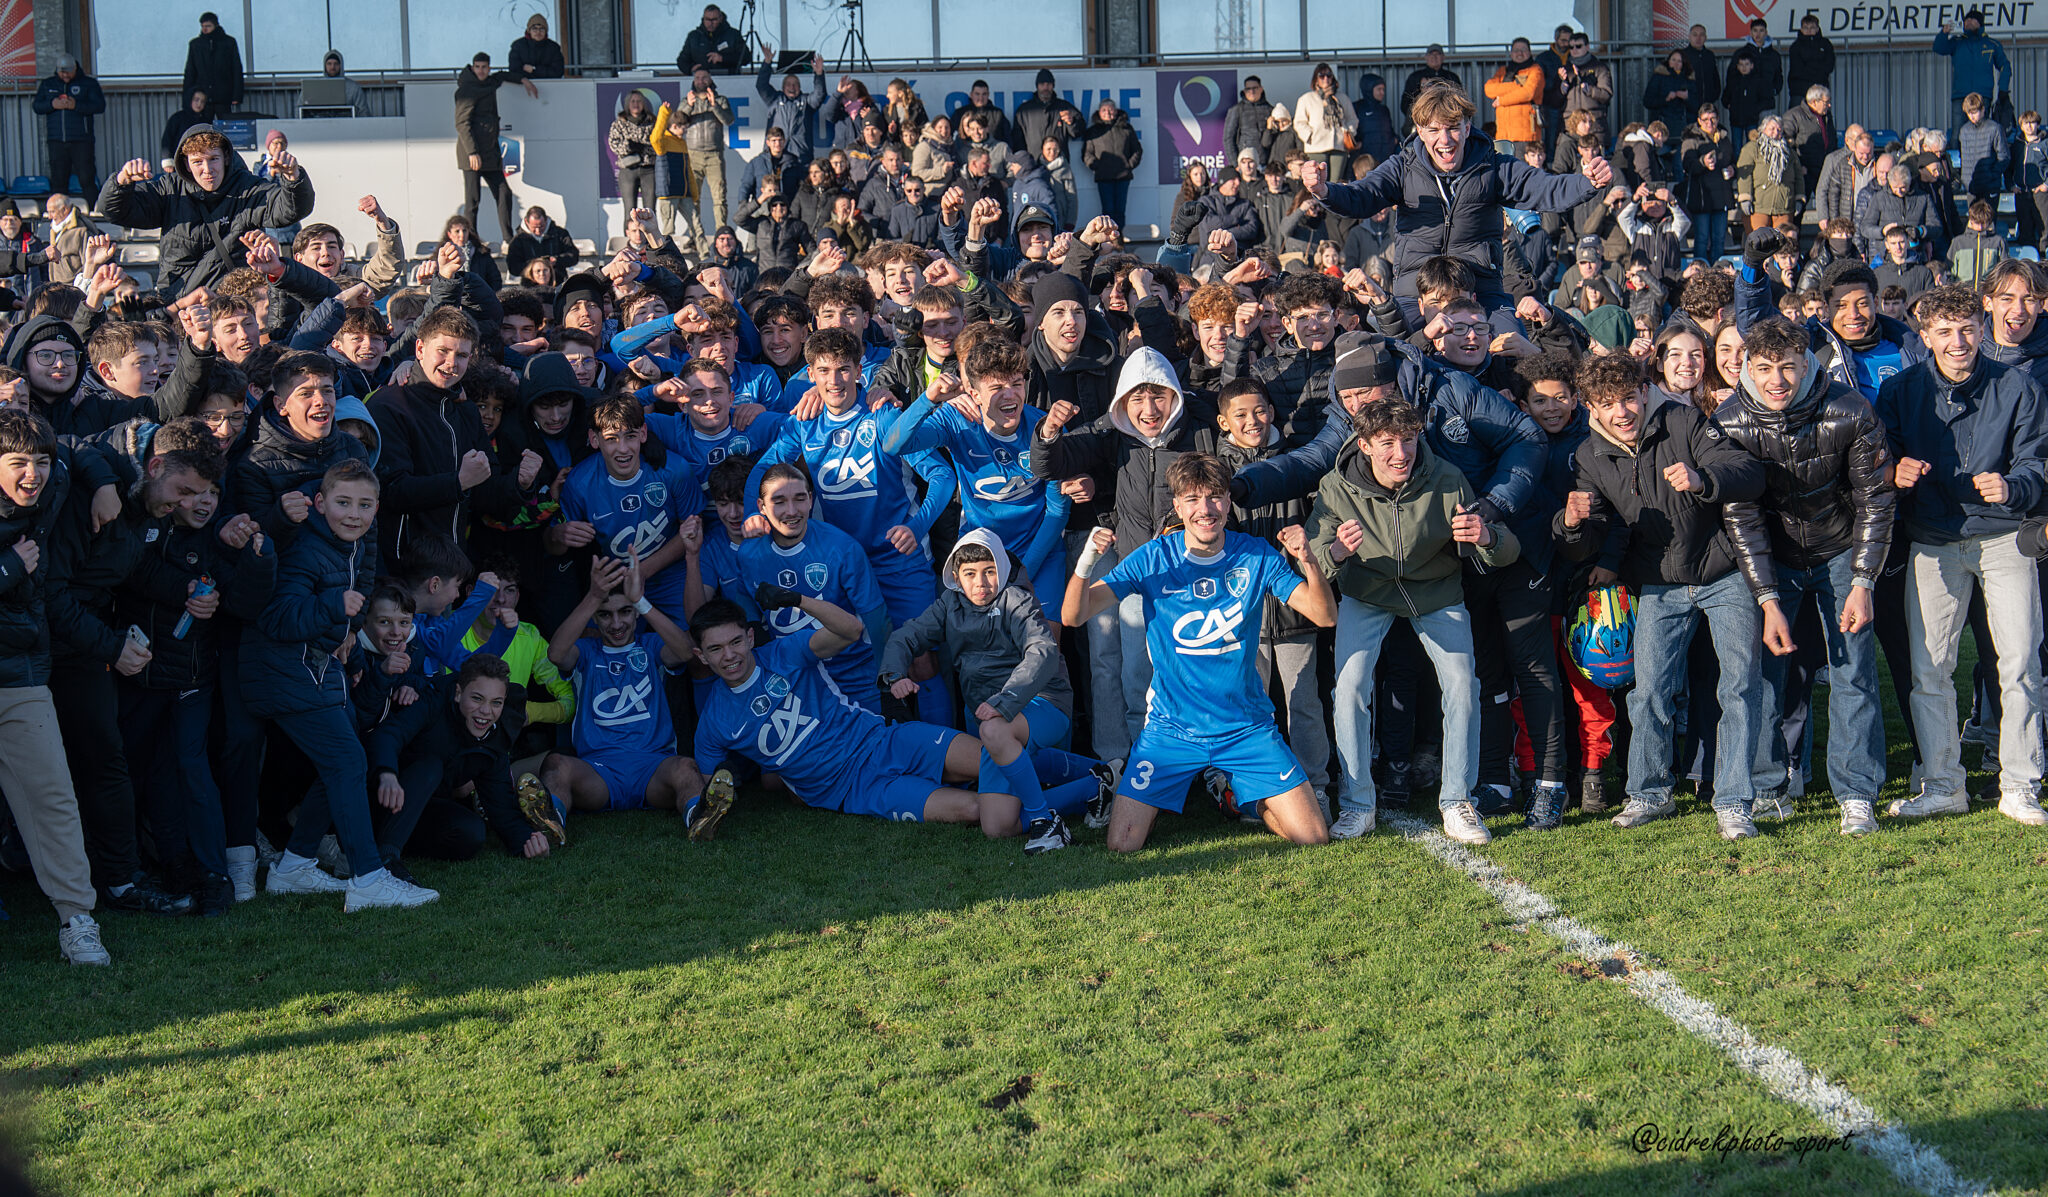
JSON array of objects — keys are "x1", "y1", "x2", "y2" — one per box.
[{"x1": 1485, "y1": 62, "x2": 1545, "y2": 144}]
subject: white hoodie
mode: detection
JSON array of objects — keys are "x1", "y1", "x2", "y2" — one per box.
[{"x1": 1107, "y1": 346, "x2": 1186, "y2": 449}]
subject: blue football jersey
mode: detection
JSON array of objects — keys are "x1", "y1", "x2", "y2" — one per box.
[
  {"x1": 646, "y1": 412, "x2": 788, "y2": 513},
  {"x1": 1103, "y1": 531, "x2": 1304, "y2": 739},
  {"x1": 747, "y1": 402, "x2": 941, "y2": 558},
  {"x1": 883, "y1": 398, "x2": 1062, "y2": 567},
  {"x1": 726, "y1": 522, "x2": 885, "y2": 701},
  {"x1": 558, "y1": 456, "x2": 700, "y2": 612},
  {"x1": 570, "y1": 631, "x2": 675, "y2": 759},
  {"x1": 694, "y1": 633, "x2": 887, "y2": 802}
]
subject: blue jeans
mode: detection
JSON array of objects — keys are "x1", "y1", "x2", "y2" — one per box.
[
  {"x1": 1097, "y1": 178, "x2": 1131, "y2": 227},
  {"x1": 1693, "y1": 209, "x2": 1728, "y2": 263},
  {"x1": 272, "y1": 703, "x2": 384, "y2": 878},
  {"x1": 1333, "y1": 597, "x2": 1479, "y2": 813},
  {"x1": 1628, "y1": 572, "x2": 1770, "y2": 812},
  {"x1": 119, "y1": 683, "x2": 226, "y2": 876},
  {"x1": 1760, "y1": 550, "x2": 1886, "y2": 805}
]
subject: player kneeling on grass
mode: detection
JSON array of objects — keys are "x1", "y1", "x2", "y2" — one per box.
[
  {"x1": 880, "y1": 530, "x2": 1116, "y2": 855},
  {"x1": 692, "y1": 590, "x2": 1026, "y2": 835},
  {"x1": 1064, "y1": 453, "x2": 1337, "y2": 853},
  {"x1": 1308, "y1": 398, "x2": 1519, "y2": 844},
  {"x1": 366, "y1": 654, "x2": 556, "y2": 869},
  {"x1": 539, "y1": 553, "x2": 711, "y2": 832}
]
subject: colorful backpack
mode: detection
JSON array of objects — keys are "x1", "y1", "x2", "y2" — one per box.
[{"x1": 1568, "y1": 583, "x2": 1635, "y2": 688}]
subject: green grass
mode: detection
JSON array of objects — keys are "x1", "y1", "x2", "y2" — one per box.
[{"x1": 0, "y1": 642, "x2": 2041, "y2": 1195}]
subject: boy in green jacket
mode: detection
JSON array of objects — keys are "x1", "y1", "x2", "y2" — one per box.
[{"x1": 1307, "y1": 398, "x2": 1518, "y2": 844}]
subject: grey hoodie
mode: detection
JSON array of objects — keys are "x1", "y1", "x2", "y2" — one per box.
[{"x1": 877, "y1": 527, "x2": 1072, "y2": 720}]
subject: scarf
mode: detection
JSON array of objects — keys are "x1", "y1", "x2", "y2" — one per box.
[{"x1": 1758, "y1": 135, "x2": 1789, "y2": 187}]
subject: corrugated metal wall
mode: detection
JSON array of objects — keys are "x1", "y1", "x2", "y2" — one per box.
[{"x1": 0, "y1": 84, "x2": 404, "y2": 193}]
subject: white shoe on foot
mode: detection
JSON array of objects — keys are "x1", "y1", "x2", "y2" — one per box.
[
  {"x1": 1329, "y1": 808, "x2": 1375, "y2": 838},
  {"x1": 266, "y1": 862, "x2": 349, "y2": 895},
  {"x1": 1885, "y1": 789, "x2": 1969, "y2": 819},
  {"x1": 1838, "y1": 799, "x2": 1878, "y2": 836},
  {"x1": 1441, "y1": 801, "x2": 1491, "y2": 845},
  {"x1": 343, "y1": 870, "x2": 441, "y2": 912},
  {"x1": 225, "y1": 846, "x2": 258, "y2": 902},
  {"x1": 1997, "y1": 790, "x2": 2048, "y2": 826},
  {"x1": 59, "y1": 914, "x2": 110, "y2": 965}
]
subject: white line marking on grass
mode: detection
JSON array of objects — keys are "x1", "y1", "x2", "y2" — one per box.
[{"x1": 1383, "y1": 812, "x2": 1989, "y2": 1197}]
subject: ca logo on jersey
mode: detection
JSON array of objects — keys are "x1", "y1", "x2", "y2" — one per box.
[
  {"x1": 970, "y1": 474, "x2": 1037, "y2": 504},
  {"x1": 591, "y1": 676, "x2": 654, "y2": 727},
  {"x1": 607, "y1": 513, "x2": 671, "y2": 558},
  {"x1": 805, "y1": 563, "x2": 829, "y2": 589},
  {"x1": 819, "y1": 451, "x2": 878, "y2": 497},
  {"x1": 1171, "y1": 601, "x2": 1247, "y2": 656},
  {"x1": 755, "y1": 692, "x2": 819, "y2": 764}
]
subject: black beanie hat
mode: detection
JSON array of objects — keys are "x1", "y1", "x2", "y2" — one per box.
[
  {"x1": 1330, "y1": 332, "x2": 1399, "y2": 392},
  {"x1": 1035, "y1": 68, "x2": 1056, "y2": 87},
  {"x1": 1031, "y1": 271, "x2": 1090, "y2": 327}
]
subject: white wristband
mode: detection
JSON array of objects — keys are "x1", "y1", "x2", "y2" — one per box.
[
  {"x1": 634, "y1": 597, "x2": 653, "y2": 615},
  {"x1": 1073, "y1": 541, "x2": 1104, "y2": 579}
]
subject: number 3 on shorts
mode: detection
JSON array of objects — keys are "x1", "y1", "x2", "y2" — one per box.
[{"x1": 1128, "y1": 760, "x2": 1155, "y2": 790}]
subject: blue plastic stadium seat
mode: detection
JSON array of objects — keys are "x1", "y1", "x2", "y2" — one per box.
[
  {"x1": 9, "y1": 175, "x2": 49, "y2": 196},
  {"x1": 1867, "y1": 129, "x2": 1900, "y2": 147},
  {"x1": 2015, "y1": 246, "x2": 2041, "y2": 261}
]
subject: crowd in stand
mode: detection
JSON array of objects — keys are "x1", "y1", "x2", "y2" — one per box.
[{"x1": 1, "y1": 5, "x2": 2045, "y2": 972}]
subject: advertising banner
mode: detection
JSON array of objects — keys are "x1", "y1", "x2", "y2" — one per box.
[
  {"x1": 1154, "y1": 69, "x2": 1239, "y2": 185},
  {"x1": 1653, "y1": 0, "x2": 2048, "y2": 43}
]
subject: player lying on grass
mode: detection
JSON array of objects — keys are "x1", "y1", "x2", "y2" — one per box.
[
  {"x1": 880, "y1": 529, "x2": 1115, "y2": 855},
  {"x1": 690, "y1": 588, "x2": 1025, "y2": 837},
  {"x1": 1063, "y1": 452, "x2": 1337, "y2": 852}
]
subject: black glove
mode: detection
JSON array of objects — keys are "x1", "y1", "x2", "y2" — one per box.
[
  {"x1": 2021, "y1": 519, "x2": 2048, "y2": 561},
  {"x1": 1168, "y1": 200, "x2": 1204, "y2": 244},
  {"x1": 1228, "y1": 475, "x2": 1250, "y2": 506},
  {"x1": 755, "y1": 581, "x2": 804, "y2": 611},
  {"x1": 1742, "y1": 226, "x2": 1786, "y2": 270}
]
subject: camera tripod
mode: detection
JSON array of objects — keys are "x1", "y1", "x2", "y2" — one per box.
[{"x1": 836, "y1": 0, "x2": 871, "y2": 71}]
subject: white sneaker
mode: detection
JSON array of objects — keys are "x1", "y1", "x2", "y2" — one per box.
[
  {"x1": 1752, "y1": 790, "x2": 1794, "y2": 822},
  {"x1": 1997, "y1": 790, "x2": 2048, "y2": 826},
  {"x1": 1329, "y1": 808, "x2": 1375, "y2": 839},
  {"x1": 1716, "y1": 807, "x2": 1759, "y2": 840},
  {"x1": 1885, "y1": 789, "x2": 1970, "y2": 819},
  {"x1": 1441, "y1": 801, "x2": 1491, "y2": 845},
  {"x1": 343, "y1": 870, "x2": 441, "y2": 912},
  {"x1": 266, "y1": 862, "x2": 349, "y2": 895},
  {"x1": 1838, "y1": 799, "x2": 1879, "y2": 837},
  {"x1": 1084, "y1": 760, "x2": 1119, "y2": 830},
  {"x1": 59, "y1": 914, "x2": 110, "y2": 966},
  {"x1": 225, "y1": 846, "x2": 258, "y2": 902}
]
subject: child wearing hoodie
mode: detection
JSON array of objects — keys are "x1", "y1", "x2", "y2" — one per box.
[
  {"x1": 880, "y1": 530, "x2": 1115, "y2": 854},
  {"x1": 1031, "y1": 346, "x2": 1217, "y2": 747},
  {"x1": 1307, "y1": 397, "x2": 1519, "y2": 844}
]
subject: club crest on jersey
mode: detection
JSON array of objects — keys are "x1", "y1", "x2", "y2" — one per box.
[
  {"x1": 779, "y1": 568, "x2": 799, "y2": 588},
  {"x1": 857, "y1": 422, "x2": 876, "y2": 447},
  {"x1": 1440, "y1": 414, "x2": 1470, "y2": 444},
  {"x1": 805, "y1": 562, "x2": 829, "y2": 589},
  {"x1": 627, "y1": 647, "x2": 649, "y2": 673},
  {"x1": 764, "y1": 674, "x2": 791, "y2": 699},
  {"x1": 731, "y1": 437, "x2": 752, "y2": 455},
  {"x1": 620, "y1": 494, "x2": 643, "y2": 513},
  {"x1": 1192, "y1": 577, "x2": 1217, "y2": 600},
  {"x1": 645, "y1": 482, "x2": 668, "y2": 507},
  {"x1": 1225, "y1": 566, "x2": 1250, "y2": 599},
  {"x1": 750, "y1": 694, "x2": 774, "y2": 716},
  {"x1": 832, "y1": 428, "x2": 853, "y2": 448}
]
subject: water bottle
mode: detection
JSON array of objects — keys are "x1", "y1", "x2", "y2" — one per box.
[{"x1": 173, "y1": 575, "x2": 215, "y2": 640}]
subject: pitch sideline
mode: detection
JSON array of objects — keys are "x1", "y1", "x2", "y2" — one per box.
[{"x1": 1381, "y1": 811, "x2": 1990, "y2": 1197}]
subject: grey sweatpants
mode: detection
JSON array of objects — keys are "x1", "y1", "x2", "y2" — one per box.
[{"x1": 0, "y1": 686, "x2": 97, "y2": 923}]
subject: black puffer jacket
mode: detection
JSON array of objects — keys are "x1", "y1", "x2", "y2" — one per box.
[
  {"x1": 241, "y1": 510, "x2": 375, "y2": 718},
  {"x1": 367, "y1": 378, "x2": 529, "y2": 569},
  {"x1": 231, "y1": 405, "x2": 375, "y2": 548},
  {"x1": 0, "y1": 441, "x2": 89, "y2": 688},
  {"x1": 97, "y1": 129, "x2": 315, "y2": 295},
  {"x1": 112, "y1": 511, "x2": 277, "y2": 689},
  {"x1": 1554, "y1": 400, "x2": 1767, "y2": 587},
  {"x1": 1712, "y1": 352, "x2": 1895, "y2": 595},
  {"x1": 1081, "y1": 110, "x2": 1142, "y2": 182},
  {"x1": 46, "y1": 451, "x2": 151, "y2": 668},
  {"x1": 368, "y1": 686, "x2": 537, "y2": 853},
  {"x1": 1219, "y1": 334, "x2": 1335, "y2": 450},
  {"x1": 1218, "y1": 429, "x2": 1314, "y2": 638}
]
